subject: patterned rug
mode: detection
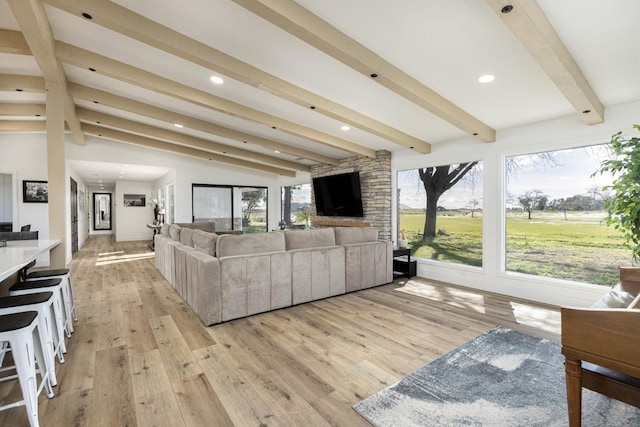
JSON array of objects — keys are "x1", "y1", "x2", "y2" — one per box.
[{"x1": 353, "y1": 326, "x2": 640, "y2": 426}]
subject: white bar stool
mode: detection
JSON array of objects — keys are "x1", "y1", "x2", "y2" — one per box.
[
  {"x1": 0, "y1": 311, "x2": 54, "y2": 427},
  {"x1": 0, "y1": 292, "x2": 66, "y2": 387},
  {"x1": 9, "y1": 278, "x2": 72, "y2": 338},
  {"x1": 25, "y1": 269, "x2": 77, "y2": 326}
]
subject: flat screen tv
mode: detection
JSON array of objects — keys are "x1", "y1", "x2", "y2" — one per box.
[{"x1": 312, "y1": 171, "x2": 364, "y2": 217}]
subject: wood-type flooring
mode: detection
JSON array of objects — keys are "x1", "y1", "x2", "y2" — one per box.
[{"x1": 0, "y1": 235, "x2": 561, "y2": 426}]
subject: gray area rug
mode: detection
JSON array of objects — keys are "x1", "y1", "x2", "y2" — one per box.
[{"x1": 353, "y1": 326, "x2": 640, "y2": 426}]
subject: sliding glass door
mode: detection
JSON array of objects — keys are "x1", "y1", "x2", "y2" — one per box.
[
  {"x1": 193, "y1": 185, "x2": 233, "y2": 230},
  {"x1": 192, "y1": 184, "x2": 267, "y2": 233}
]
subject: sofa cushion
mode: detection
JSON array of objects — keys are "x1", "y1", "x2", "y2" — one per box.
[
  {"x1": 177, "y1": 222, "x2": 216, "y2": 233},
  {"x1": 169, "y1": 224, "x2": 182, "y2": 241},
  {"x1": 334, "y1": 227, "x2": 378, "y2": 245},
  {"x1": 192, "y1": 229, "x2": 217, "y2": 256},
  {"x1": 161, "y1": 223, "x2": 171, "y2": 236},
  {"x1": 180, "y1": 227, "x2": 195, "y2": 247},
  {"x1": 284, "y1": 228, "x2": 336, "y2": 250},
  {"x1": 217, "y1": 232, "x2": 286, "y2": 258}
]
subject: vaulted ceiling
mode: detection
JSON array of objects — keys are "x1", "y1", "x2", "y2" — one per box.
[{"x1": 1, "y1": 0, "x2": 638, "y2": 184}]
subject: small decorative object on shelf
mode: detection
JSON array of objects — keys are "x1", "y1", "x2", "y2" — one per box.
[{"x1": 398, "y1": 228, "x2": 408, "y2": 249}]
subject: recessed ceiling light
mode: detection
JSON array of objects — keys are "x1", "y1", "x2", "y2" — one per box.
[
  {"x1": 174, "y1": 123, "x2": 184, "y2": 128},
  {"x1": 478, "y1": 74, "x2": 495, "y2": 83},
  {"x1": 120, "y1": 171, "x2": 125, "y2": 174},
  {"x1": 341, "y1": 125, "x2": 350, "y2": 131},
  {"x1": 210, "y1": 76, "x2": 224, "y2": 85},
  {"x1": 274, "y1": 150, "x2": 280, "y2": 154}
]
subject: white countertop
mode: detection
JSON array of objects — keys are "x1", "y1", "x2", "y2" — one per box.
[{"x1": 0, "y1": 239, "x2": 61, "y2": 282}]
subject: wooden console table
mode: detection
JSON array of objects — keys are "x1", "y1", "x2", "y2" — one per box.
[{"x1": 147, "y1": 223, "x2": 162, "y2": 251}]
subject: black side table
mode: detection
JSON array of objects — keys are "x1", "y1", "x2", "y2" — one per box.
[{"x1": 393, "y1": 247, "x2": 416, "y2": 279}]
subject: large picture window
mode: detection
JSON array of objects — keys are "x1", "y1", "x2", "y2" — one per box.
[
  {"x1": 505, "y1": 144, "x2": 627, "y2": 285},
  {"x1": 281, "y1": 183, "x2": 311, "y2": 229},
  {"x1": 397, "y1": 161, "x2": 483, "y2": 267}
]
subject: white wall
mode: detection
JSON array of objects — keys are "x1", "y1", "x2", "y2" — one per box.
[
  {"x1": 115, "y1": 181, "x2": 154, "y2": 242},
  {"x1": 392, "y1": 100, "x2": 640, "y2": 308},
  {"x1": 0, "y1": 133, "x2": 50, "y2": 238}
]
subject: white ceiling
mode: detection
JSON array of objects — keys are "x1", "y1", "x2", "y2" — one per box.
[{"x1": 1, "y1": 0, "x2": 639, "y2": 185}]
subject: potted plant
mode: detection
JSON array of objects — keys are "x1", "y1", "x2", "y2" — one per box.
[
  {"x1": 398, "y1": 228, "x2": 408, "y2": 249},
  {"x1": 593, "y1": 124, "x2": 640, "y2": 262}
]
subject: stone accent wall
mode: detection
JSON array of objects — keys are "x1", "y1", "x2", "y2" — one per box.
[{"x1": 310, "y1": 150, "x2": 391, "y2": 241}]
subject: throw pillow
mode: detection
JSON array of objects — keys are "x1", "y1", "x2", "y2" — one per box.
[
  {"x1": 169, "y1": 224, "x2": 182, "y2": 241},
  {"x1": 192, "y1": 229, "x2": 217, "y2": 256}
]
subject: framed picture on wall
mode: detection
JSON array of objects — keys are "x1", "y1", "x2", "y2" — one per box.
[
  {"x1": 23, "y1": 180, "x2": 48, "y2": 203},
  {"x1": 123, "y1": 194, "x2": 146, "y2": 207}
]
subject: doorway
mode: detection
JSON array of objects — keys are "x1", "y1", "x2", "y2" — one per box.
[
  {"x1": 93, "y1": 193, "x2": 112, "y2": 230},
  {"x1": 70, "y1": 178, "x2": 78, "y2": 254}
]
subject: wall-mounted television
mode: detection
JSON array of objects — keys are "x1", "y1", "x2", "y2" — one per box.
[{"x1": 312, "y1": 171, "x2": 364, "y2": 217}]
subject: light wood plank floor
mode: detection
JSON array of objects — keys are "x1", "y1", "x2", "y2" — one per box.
[{"x1": 0, "y1": 235, "x2": 561, "y2": 426}]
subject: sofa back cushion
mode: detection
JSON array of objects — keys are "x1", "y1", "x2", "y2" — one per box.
[
  {"x1": 192, "y1": 229, "x2": 217, "y2": 256},
  {"x1": 217, "y1": 232, "x2": 285, "y2": 258},
  {"x1": 177, "y1": 222, "x2": 216, "y2": 233},
  {"x1": 334, "y1": 227, "x2": 378, "y2": 245},
  {"x1": 169, "y1": 224, "x2": 182, "y2": 241},
  {"x1": 180, "y1": 227, "x2": 195, "y2": 247},
  {"x1": 161, "y1": 223, "x2": 171, "y2": 236},
  {"x1": 284, "y1": 228, "x2": 336, "y2": 250}
]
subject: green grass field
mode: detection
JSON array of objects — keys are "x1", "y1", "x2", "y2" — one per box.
[{"x1": 399, "y1": 210, "x2": 630, "y2": 286}]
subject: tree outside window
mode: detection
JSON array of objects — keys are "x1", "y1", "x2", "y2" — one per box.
[{"x1": 505, "y1": 144, "x2": 627, "y2": 285}]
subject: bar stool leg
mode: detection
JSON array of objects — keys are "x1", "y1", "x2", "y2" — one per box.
[
  {"x1": 65, "y1": 277, "x2": 77, "y2": 322},
  {"x1": 59, "y1": 283, "x2": 74, "y2": 335},
  {"x1": 32, "y1": 325, "x2": 54, "y2": 398},
  {"x1": 11, "y1": 337, "x2": 47, "y2": 427},
  {"x1": 35, "y1": 314, "x2": 57, "y2": 387}
]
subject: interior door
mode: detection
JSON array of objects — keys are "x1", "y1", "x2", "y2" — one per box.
[{"x1": 70, "y1": 177, "x2": 78, "y2": 254}]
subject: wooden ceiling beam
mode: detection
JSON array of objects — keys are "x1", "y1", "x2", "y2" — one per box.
[
  {"x1": 82, "y1": 124, "x2": 296, "y2": 177},
  {"x1": 0, "y1": 103, "x2": 46, "y2": 116},
  {"x1": 0, "y1": 29, "x2": 30, "y2": 55},
  {"x1": 67, "y1": 83, "x2": 338, "y2": 165},
  {"x1": 55, "y1": 41, "x2": 377, "y2": 158},
  {"x1": 0, "y1": 74, "x2": 46, "y2": 92},
  {"x1": 76, "y1": 108, "x2": 310, "y2": 172},
  {"x1": 233, "y1": 0, "x2": 496, "y2": 143},
  {"x1": 0, "y1": 120, "x2": 47, "y2": 131},
  {"x1": 485, "y1": 0, "x2": 604, "y2": 125},
  {"x1": 43, "y1": 0, "x2": 429, "y2": 153},
  {"x1": 7, "y1": 0, "x2": 85, "y2": 144}
]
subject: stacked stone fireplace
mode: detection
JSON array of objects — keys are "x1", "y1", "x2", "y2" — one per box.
[{"x1": 310, "y1": 150, "x2": 391, "y2": 241}]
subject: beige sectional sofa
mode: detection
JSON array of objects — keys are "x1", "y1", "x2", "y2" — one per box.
[{"x1": 154, "y1": 223, "x2": 393, "y2": 326}]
